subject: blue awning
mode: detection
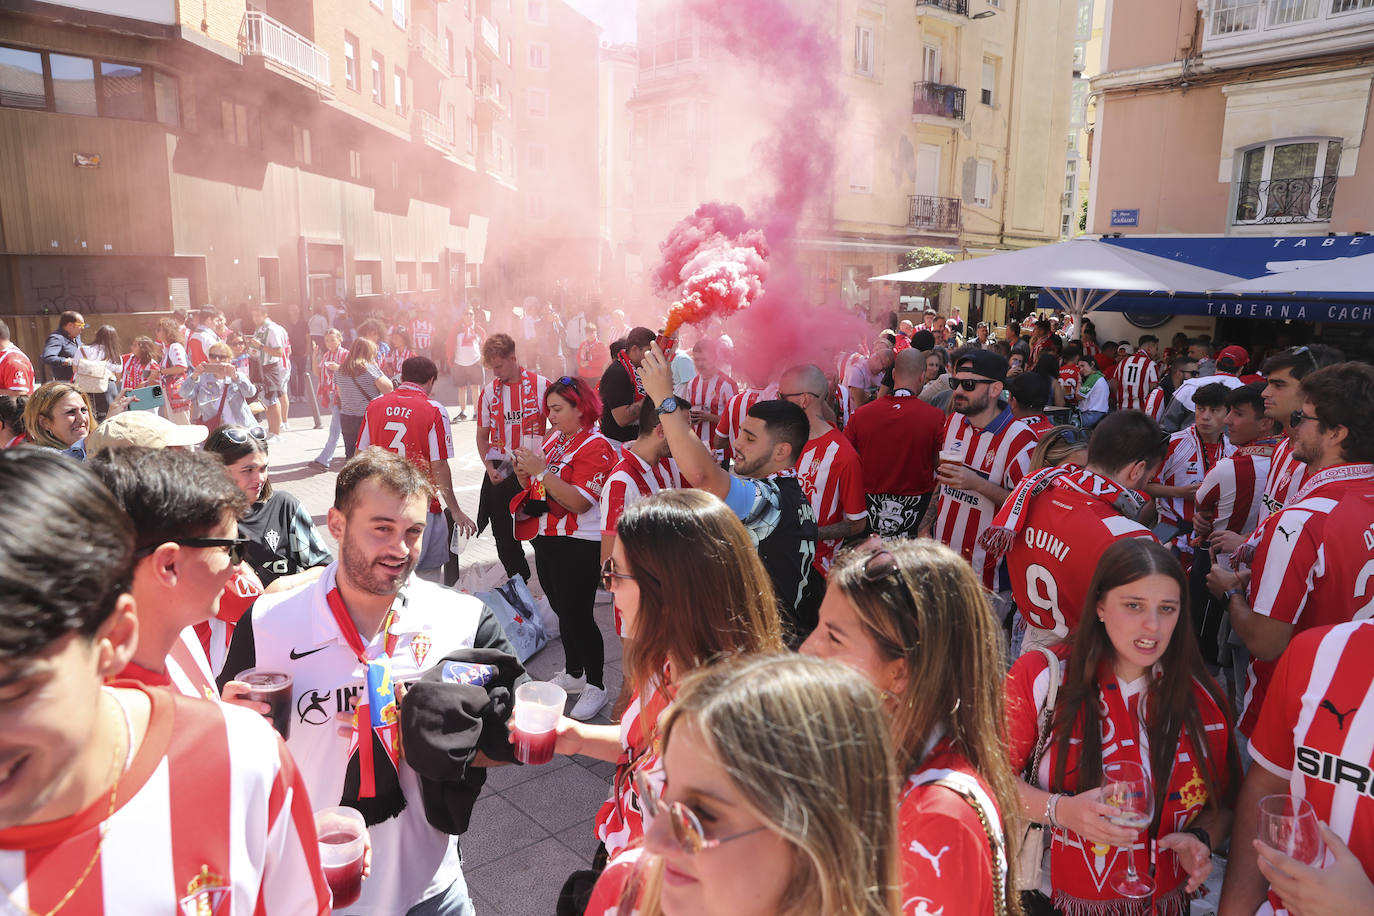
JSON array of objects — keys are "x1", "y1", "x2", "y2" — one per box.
[{"x1": 1097, "y1": 235, "x2": 1374, "y2": 324}]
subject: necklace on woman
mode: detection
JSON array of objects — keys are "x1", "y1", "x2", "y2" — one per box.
[{"x1": 0, "y1": 690, "x2": 128, "y2": 916}]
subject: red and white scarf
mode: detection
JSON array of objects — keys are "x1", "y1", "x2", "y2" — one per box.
[
  {"x1": 618, "y1": 351, "x2": 646, "y2": 403},
  {"x1": 489, "y1": 370, "x2": 542, "y2": 452},
  {"x1": 1045, "y1": 661, "x2": 1231, "y2": 916},
  {"x1": 1235, "y1": 463, "x2": 1374, "y2": 566},
  {"x1": 980, "y1": 466, "x2": 1147, "y2": 558}
]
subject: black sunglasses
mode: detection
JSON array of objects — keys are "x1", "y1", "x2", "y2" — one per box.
[
  {"x1": 217, "y1": 426, "x2": 267, "y2": 444},
  {"x1": 1288, "y1": 346, "x2": 1319, "y2": 373},
  {"x1": 135, "y1": 536, "x2": 249, "y2": 565},
  {"x1": 948, "y1": 377, "x2": 997, "y2": 392},
  {"x1": 1291, "y1": 410, "x2": 1320, "y2": 428}
]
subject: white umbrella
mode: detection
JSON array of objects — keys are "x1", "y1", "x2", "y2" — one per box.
[
  {"x1": 1217, "y1": 252, "x2": 1374, "y2": 294},
  {"x1": 870, "y1": 238, "x2": 1244, "y2": 334}
]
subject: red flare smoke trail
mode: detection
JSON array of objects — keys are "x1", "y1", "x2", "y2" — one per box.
[{"x1": 654, "y1": 202, "x2": 770, "y2": 336}]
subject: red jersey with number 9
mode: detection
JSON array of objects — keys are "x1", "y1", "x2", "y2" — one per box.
[
  {"x1": 1007, "y1": 487, "x2": 1153, "y2": 636},
  {"x1": 357, "y1": 382, "x2": 453, "y2": 513}
]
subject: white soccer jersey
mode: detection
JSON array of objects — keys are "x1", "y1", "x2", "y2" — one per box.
[
  {"x1": 1117, "y1": 351, "x2": 1159, "y2": 413},
  {"x1": 477, "y1": 369, "x2": 550, "y2": 453},
  {"x1": 0, "y1": 685, "x2": 330, "y2": 915},
  {"x1": 1261, "y1": 435, "x2": 1309, "y2": 518},
  {"x1": 1195, "y1": 444, "x2": 1273, "y2": 537},
  {"x1": 794, "y1": 429, "x2": 867, "y2": 573},
  {"x1": 600, "y1": 450, "x2": 683, "y2": 538}
]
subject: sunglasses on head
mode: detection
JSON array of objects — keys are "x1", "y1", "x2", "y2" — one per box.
[
  {"x1": 1288, "y1": 346, "x2": 1320, "y2": 373},
  {"x1": 948, "y1": 377, "x2": 997, "y2": 392},
  {"x1": 633, "y1": 769, "x2": 765, "y2": 855},
  {"x1": 135, "y1": 536, "x2": 249, "y2": 565},
  {"x1": 218, "y1": 426, "x2": 267, "y2": 444}
]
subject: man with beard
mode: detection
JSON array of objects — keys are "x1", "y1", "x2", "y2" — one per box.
[
  {"x1": 639, "y1": 343, "x2": 818, "y2": 642},
  {"x1": 1208, "y1": 363, "x2": 1374, "y2": 743},
  {"x1": 220, "y1": 448, "x2": 519, "y2": 915},
  {"x1": 1255, "y1": 344, "x2": 1345, "y2": 519},
  {"x1": 920, "y1": 350, "x2": 1037, "y2": 591}
]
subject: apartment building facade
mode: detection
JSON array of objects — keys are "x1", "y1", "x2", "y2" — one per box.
[
  {"x1": 626, "y1": 0, "x2": 1078, "y2": 324},
  {"x1": 0, "y1": 0, "x2": 596, "y2": 356}
]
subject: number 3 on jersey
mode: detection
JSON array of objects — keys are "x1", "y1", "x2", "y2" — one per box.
[
  {"x1": 384, "y1": 421, "x2": 408, "y2": 457},
  {"x1": 1023, "y1": 563, "x2": 1067, "y2": 636}
]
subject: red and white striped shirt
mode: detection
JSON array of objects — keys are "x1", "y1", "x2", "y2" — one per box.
[
  {"x1": 685, "y1": 372, "x2": 739, "y2": 453},
  {"x1": 410, "y1": 318, "x2": 434, "y2": 350},
  {"x1": 1142, "y1": 386, "x2": 1167, "y2": 422},
  {"x1": 1261, "y1": 435, "x2": 1309, "y2": 518},
  {"x1": 1020, "y1": 414, "x2": 1056, "y2": 438},
  {"x1": 358, "y1": 381, "x2": 454, "y2": 514},
  {"x1": 315, "y1": 345, "x2": 348, "y2": 410},
  {"x1": 478, "y1": 369, "x2": 549, "y2": 454},
  {"x1": 794, "y1": 429, "x2": 868, "y2": 573},
  {"x1": 197, "y1": 568, "x2": 264, "y2": 678},
  {"x1": 934, "y1": 409, "x2": 1038, "y2": 589},
  {"x1": 1249, "y1": 620, "x2": 1374, "y2": 916},
  {"x1": 1240, "y1": 465, "x2": 1374, "y2": 736},
  {"x1": 0, "y1": 685, "x2": 330, "y2": 915},
  {"x1": 527, "y1": 429, "x2": 617, "y2": 540},
  {"x1": 600, "y1": 449, "x2": 683, "y2": 539},
  {"x1": 1153, "y1": 427, "x2": 1232, "y2": 540},
  {"x1": 187, "y1": 328, "x2": 219, "y2": 367},
  {"x1": 120, "y1": 354, "x2": 155, "y2": 392},
  {"x1": 1195, "y1": 441, "x2": 1276, "y2": 538},
  {"x1": 117, "y1": 628, "x2": 221, "y2": 703},
  {"x1": 162, "y1": 342, "x2": 190, "y2": 412},
  {"x1": 713, "y1": 384, "x2": 778, "y2": 447},
  {"x1": 1116, "y1": 351, "x2": 1159, "y2": 413}
]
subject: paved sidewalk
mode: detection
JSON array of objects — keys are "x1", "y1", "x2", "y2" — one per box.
[{"x1": 271, "y1": 378, "x2": 620, "y2": 916}]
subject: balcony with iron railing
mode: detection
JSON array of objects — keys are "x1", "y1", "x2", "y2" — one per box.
[
  {"x1": 908, "y1": 195, "x2": 962, "y2": 232},
  {"x1": 915, "y1": 0, "x2": 970, "y2": 16},
  {"x1": 413, "y1": 110, "x2": 456, "y2": 152},
  {"x1": 475, "y1": 79, "x2": 507, "y2": 120},
  {"x1": 1233, "y1": 175, "x2": 1338, "y2": 224},
  {"x1": 410, "y1": 24, "x2": 452, "y2": 77},
  {"x1": 242, "y1": 11, "x2": 331, "y2": 88},
  {"x1": 478, "y1": 16, "x2": 500, "y2": 59},
  {"x1": 912, "y1": 81, "x2": 966, "y2": 121}
]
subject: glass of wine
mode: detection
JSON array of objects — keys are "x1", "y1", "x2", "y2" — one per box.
[
  {"x1": 1258, "y1": 794, "x2": 1325, "y2": 866},
  {"x1": 1102, "y1": 760, "x2": 1155, "y2": 899}
]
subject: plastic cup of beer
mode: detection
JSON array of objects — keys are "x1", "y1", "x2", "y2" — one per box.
[
  {"x1": 512, "y1": 681, "x2": 567, "y2": 765},
  {"x1": 315, "y1": 806, "x2": 367, "y2": 909},
  {"x1": 235, "y1": 668, "x2": 294, "y2": 739}
]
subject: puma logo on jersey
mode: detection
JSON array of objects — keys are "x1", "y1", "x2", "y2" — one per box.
[
  {"x1": 1276, "y1": 526, "x2": 1296, "y2": 542},
  {"x1": 908, "y1": 839, "x2": 952, "y2": 877},
  {"x1": 1321, "y1": 699, "x2": 1358, "y2": 731}
]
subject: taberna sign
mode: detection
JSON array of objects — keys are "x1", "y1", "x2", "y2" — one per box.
[
  {"x1": 1103, "y1": 294, "x2": 1374, "y2": 324},
  {"x1": 1110, "y1": 209, "x2": 1139, "y2": 227}
]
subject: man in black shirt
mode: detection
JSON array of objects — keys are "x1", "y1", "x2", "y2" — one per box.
[
  {"x1": 598, "y1": 326, "x2": 656, "y2": 444},
  {"x1": 639, "y1": 341, "x2": 819, "y2": 644}
]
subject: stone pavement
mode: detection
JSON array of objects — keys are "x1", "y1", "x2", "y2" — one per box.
[{"x1": 271, "y1": 377, "x2": 620, "y2": 916}]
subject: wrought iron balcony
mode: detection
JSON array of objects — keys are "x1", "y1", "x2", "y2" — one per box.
[
  {"x1": 916, "y1": 0, "x2": 970, "y2": 14},
  {"x1": 913, "y1": 81, "x2": 966, "y2": 120},
  {"x1": 242, "y1": 11, "x2": 331, "y2": 87},
  {"x1": 413, "y1": 110, "x2": 456, "y2": 152},
  {"x1": 1233, "y1": 176, "x2": 1337, "y2": 225},
  {"x1": 475, "y1": 79, "x2": 507, "y2": 121},
  {"x1": 410, "y1": 24, "x2": 452, "y2": 77},
  {"x1": 909, "y1": 195, "x2": 962, "y2": 231}
]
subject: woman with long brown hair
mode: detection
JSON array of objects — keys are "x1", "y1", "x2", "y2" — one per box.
[
  {"x1": 802, "y1": 537, "x2": 1021, "y2": 916},
  {"x1": 533, "y1": 489, "x2": 784, "y2": 862},
  {"x1": 1006, "y1": 538, "x2": 1239, "y2": 916},
  {"x1": 334, "y1": 337, "x2": 393, "y2": 459}
]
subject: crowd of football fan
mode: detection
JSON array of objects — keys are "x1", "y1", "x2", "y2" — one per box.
[{"x1": 0, "y1": 299, "x2": 1370, "y2": 916}]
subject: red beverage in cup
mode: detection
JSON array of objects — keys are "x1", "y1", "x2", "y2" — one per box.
[
  {"x1": 513, "y1": 726, "x2": 557, "y2": 766},
  {"x1": 315, "y1": 806, "x2": 367, "y2": 911},
  {"x1": 320, "y1": 832, "x2": 365, "y2": 908},
  {"x1": 237, "y1": 669, "x2": 293, "y2": 738}
]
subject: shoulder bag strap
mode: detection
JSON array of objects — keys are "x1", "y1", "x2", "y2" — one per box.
[
  {"x1": 1024, "y1": 647, "x2": 1061, "y2": 784},
  {"x1": 920, "y1": 773, "x2": 1010, "y2": 916},
  {"x1": 349, "y1": 369, "x2": 378, "y2": 403}
]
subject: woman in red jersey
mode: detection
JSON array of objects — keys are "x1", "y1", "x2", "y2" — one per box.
[
  {"x1": 801, "y1": 537, "x2": 1022, "y2": 916},
  {"x1": 1006, "y1": 538, "x2": 1239, "y2": 916}
]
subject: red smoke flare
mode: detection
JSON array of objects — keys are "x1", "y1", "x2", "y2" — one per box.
[{"x1": 655, "y1": 202, "x2": 770, "y2": 336}]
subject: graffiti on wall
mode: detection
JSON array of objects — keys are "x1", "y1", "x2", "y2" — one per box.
[{"x1": 18, "y1": 261, "x2": 162, "y2": 316}]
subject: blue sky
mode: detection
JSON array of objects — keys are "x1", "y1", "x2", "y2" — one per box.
[{"x1": 564, "y1": 0, "x2": 636, "y2": 42}]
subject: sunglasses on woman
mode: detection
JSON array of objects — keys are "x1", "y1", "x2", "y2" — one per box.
[
  {"x1": 600, "y1": 558, "x2": 635, "y2": 591},
  {"x1": 632, "y1": 769, "x2": 765, "y2": 855}
]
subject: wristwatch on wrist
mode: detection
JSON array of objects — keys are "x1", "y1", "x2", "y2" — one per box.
[
  {"x1": 537, "y1": 469, "x2": 550, "y2": 483},
  {"x1": 1223, "y1": 586, "x2": 1244, "y2": 603},
  {"x1": 656, "y1": 398, "x2": 680, "y2": 416}
]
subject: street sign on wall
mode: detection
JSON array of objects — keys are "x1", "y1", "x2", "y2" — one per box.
[{"x1": 1110, "y1": 209, "x2": 1139, "y2": 227}]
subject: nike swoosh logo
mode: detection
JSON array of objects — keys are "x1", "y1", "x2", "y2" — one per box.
[{"x1": 289, "y1": 646, "x2": 328, "y2": 660}]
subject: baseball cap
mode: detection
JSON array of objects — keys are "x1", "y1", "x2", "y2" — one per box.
[
  {"x1": 1217, "y1": 345, "x2": 1249, "y2": 370},
  {"x1": 955, "y1": 349, "x2": 1009, "y2": 383},
  {"x1": 86, "y1": 412, "x2": 209, "y2": 454}
]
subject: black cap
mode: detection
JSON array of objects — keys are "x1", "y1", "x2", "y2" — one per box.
[
  {"x1": 955, "y1": 349, "x2": 1009, "y2": 383},
  {"x1": 1008, "y1": 371, "x2": 1050, "y2": 412}
]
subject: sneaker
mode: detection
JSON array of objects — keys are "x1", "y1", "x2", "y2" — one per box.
[
  {"x1": 548, "y1": 671, "x2": 586, "y2": 695},
  {"x1": 569, "y1": 684, "x2": 608, "y2": 721},
  {"x1": 280, "y1": 421, "x2": 293, "y2": 432},
  {"x1": 457, "y1": 411, "x2": 467, "y2": 421},
  {"x1": 309, "y1": 460, "x2": 330, "y2": 472}
]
